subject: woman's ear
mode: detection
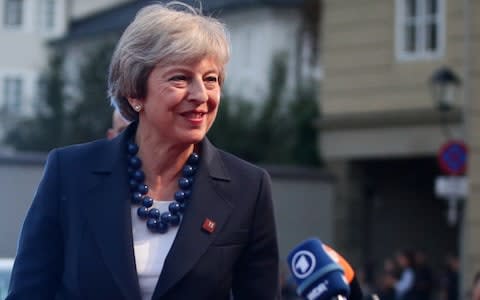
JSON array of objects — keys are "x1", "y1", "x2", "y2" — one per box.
[{"x1": 128, "y1": 98, "x2": 143, "y2": 112}]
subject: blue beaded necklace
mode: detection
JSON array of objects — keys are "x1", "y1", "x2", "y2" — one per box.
[{"x1": 127, "y1": 140, "x2": 199, "y2": 233}]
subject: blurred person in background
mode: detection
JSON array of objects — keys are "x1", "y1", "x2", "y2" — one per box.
[
  {"x1": 107, "y1": 109, "x2": 131, "y2": 139},
  {"x1": 383, "y1": 257, "x2": 398, "y2": 275},
  {"x1": 393, "y1": 250, "x2": 416, "y2": 300},
  {"x1": 6, "y1": 2, "x2": 279, "y2": 299},
  {"x1": 376, "y1": 258, "x2": 397, "y2": 300},
  {"x1": 439, "y1": 253, "x2": 459, "y2": 300},
  {"x1": 357, "y1": 265, "x2": 375, "y2": 297},
  {"x1": 472, "y1": 271, "x2": 480, "y2": 300},
  {"x1": 412, "y1": 250, "x2": 433, "y2": 300}
]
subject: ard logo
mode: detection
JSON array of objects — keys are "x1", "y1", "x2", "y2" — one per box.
[{"x1": 291, "y1": 250, "x2": 316, "y2": 279}]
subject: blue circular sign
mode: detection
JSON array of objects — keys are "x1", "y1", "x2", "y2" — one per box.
[{"x1": 438, "y1": 140, "x2": 468, "y2": 175}]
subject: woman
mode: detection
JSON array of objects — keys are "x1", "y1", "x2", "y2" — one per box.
[{"x1": 7, "y1": 3, "x2": 279, "y2": 300}]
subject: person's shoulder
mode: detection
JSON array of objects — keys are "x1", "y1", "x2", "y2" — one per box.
[
  {"x1": 50, "y1": 138, "x2": 114, "y2": 165},
  {"x1": 55, "y1": 138, "x2": 110, "y2": 156}
]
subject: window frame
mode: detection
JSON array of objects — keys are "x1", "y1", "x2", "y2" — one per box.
[
  {"x1": 35, "y1": 76, "x2": 48, "y2": 112},
  {"x1": 3, "y1": 76, "x2": 24, "y2": 114},
  {"x1": 3, "y1": 0, "x2": 24, "y2": 29},
  {"x1": 38, "y1": 0, "x2": 57, "y2": 33},
  {"x1": 395, "y1": 0, "x2": 446, "y2": 61}
]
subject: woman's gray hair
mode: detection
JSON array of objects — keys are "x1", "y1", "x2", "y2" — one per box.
[{"x1": 108, "y1": 1, "x2": 230, "y2": 121}]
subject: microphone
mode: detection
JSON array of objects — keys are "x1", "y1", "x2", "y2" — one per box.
[
  {"x1": 322, "y1": 244, "x2": 365, "y2": 300},
  {"x1": 287, "y1": 238, "x2": 350, "y2": 300},
  {"x1": 322, "y1": 244, "x2": 355, "y2": 284}
]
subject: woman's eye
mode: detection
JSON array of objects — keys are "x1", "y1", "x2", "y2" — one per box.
[
  {"x1": 205, "y1": 76, "x2": 218, "y2": 83},
  {"x1": 169, "y1": 75, "x2": 187, "y2": 81}
]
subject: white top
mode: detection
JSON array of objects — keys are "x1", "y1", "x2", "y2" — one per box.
[
  {"x1": 131, "y1": 200, "x2": 180, "y2": 300},
  {"x1": 394, "y1": 268, "x2": 415, "y2": 299}
]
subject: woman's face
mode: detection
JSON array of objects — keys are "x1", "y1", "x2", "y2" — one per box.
[{"x1": 132, "y1": 57, "x2": 221, "y2": 145}]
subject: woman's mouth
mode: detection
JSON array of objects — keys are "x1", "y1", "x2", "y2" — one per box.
[
  {"x1": 182, "y1": 112, "x2": 205, "y2": 119},
  {"x1": 180, "y1": 111, "x2": 207, "y2": 124}
]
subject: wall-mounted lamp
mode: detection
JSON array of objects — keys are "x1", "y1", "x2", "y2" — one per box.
[{"x1": 429, "y1": 67, "x2": 461, "y2": 111}]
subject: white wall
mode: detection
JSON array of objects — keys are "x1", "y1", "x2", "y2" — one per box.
[
  {"x1": 0, "y1": 0, "x2": 67, "y2": 37},
  {"x1": 69, "y1": 0, "x2": 133, "y2": 19},
  {"x1": 0, "y1": 0, "x2": 68, "y2": 116},
  {"x1": 222, "y1": 7, "x2": 302, "y2": 102},
  {"x1": 0, "y1": 0, "x2": 68, "y2": 141},
  {"x1": 271, "y1": 177, "x2": 334, "y2": 260},
  {"x1": 0, "y1": 158, "x2": 45, "y2": 258}
]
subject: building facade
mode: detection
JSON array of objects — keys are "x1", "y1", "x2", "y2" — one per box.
[
  {"x1": 0, "y1": 0, "x2": 67, "y2": 125},
  {"x1": 319, "y1": 0, "x2": 479, "y2": 294},
  {"x1": 55, "y1": 0, "x2": 320, "y2": 105},
  {"x1": 0, "y1": 0, "x2": 330, "y2": 258},
  {"x1": 0, "y1": 0, "x2": 130, "y2": 143}
]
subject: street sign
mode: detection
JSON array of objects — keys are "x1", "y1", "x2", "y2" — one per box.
[
  {"x1": 437, "y1": 140, "x2": 468, "y2": 175},
  {"x1": 435, "y1": 176, "x2": 468, "y2": 226},
  {"x1": 435, "y1": 176, "x2": 468, "y2": 199}
]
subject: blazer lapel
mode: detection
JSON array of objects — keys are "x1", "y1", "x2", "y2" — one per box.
[
  {"x1": 82, "y1": 124, "x2": 142, "y2": 300},
  {"x1": 152, "y1": 139, "x2": 233, "y2": 299}
]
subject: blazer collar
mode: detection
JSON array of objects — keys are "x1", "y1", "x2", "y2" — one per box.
[
  {"x1": 83, "y1": 122, "x2": 234, "y2": 299},
  {"x1": 82, "y1": 122, "x2": 141, "y2": 300},
  {"x1": 151, "y1": 136, "x2": 234, "y2": 298},
  {"x1": 89, "y1": 121, "x2": 136, "y2": 173}
]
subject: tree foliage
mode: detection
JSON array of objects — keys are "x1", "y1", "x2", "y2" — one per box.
[
  {"x1": 67, "y1": 42, "x2": 115, "y2": 143},
  {"x1": 4, "y1": 53, "x2": 68, "y2": 151},
  {"x1": 4, "y1": 42, "x2": 115, "y2": 151},
  {"x1": 5, "y1": 44, "x2": 321, "y2": 166},
  {"x1": 209, "y1": 53, "x2": 321, "y2": 166}
]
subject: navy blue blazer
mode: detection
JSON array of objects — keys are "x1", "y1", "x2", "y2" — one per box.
[{"x1": 7, "y1": 124, "x2": 280, "y2": 299}]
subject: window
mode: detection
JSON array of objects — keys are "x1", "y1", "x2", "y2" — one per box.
[
  {"x1": 39, "y1": 0, "x2": 56, "y2": 31},
  {"x1": 3, "y1": 77, "x2": 23, "y2": 113},
  {"x1": 3, "y1": 0, "x2": 23, "y2": 28},
  {"x1": 35, "y1": 77, "x2": 48, "y2": 111},
  {"x1": 395, "y1": 0, "x2": 445, "y2": 61}
]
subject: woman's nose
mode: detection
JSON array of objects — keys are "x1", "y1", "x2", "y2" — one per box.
[{"x1": 188, "y1": 78, "x2": 208, "y2": 102}]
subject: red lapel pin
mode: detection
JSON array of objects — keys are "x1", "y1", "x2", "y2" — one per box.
[{"x1": 202, "y1": 218, "x2": 216, "y2": 233}]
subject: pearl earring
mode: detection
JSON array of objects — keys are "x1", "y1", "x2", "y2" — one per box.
[{"x1": 134, "y1": 104, "x2": 142, "y2": 112}]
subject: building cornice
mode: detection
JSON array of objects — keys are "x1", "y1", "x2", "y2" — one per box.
[
  {"x1": 315, "y1": 108, "x2": 463, "y2": 130},
  {"x1": 262, "y1": 164, "x2": 334, "y2": 181}
]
